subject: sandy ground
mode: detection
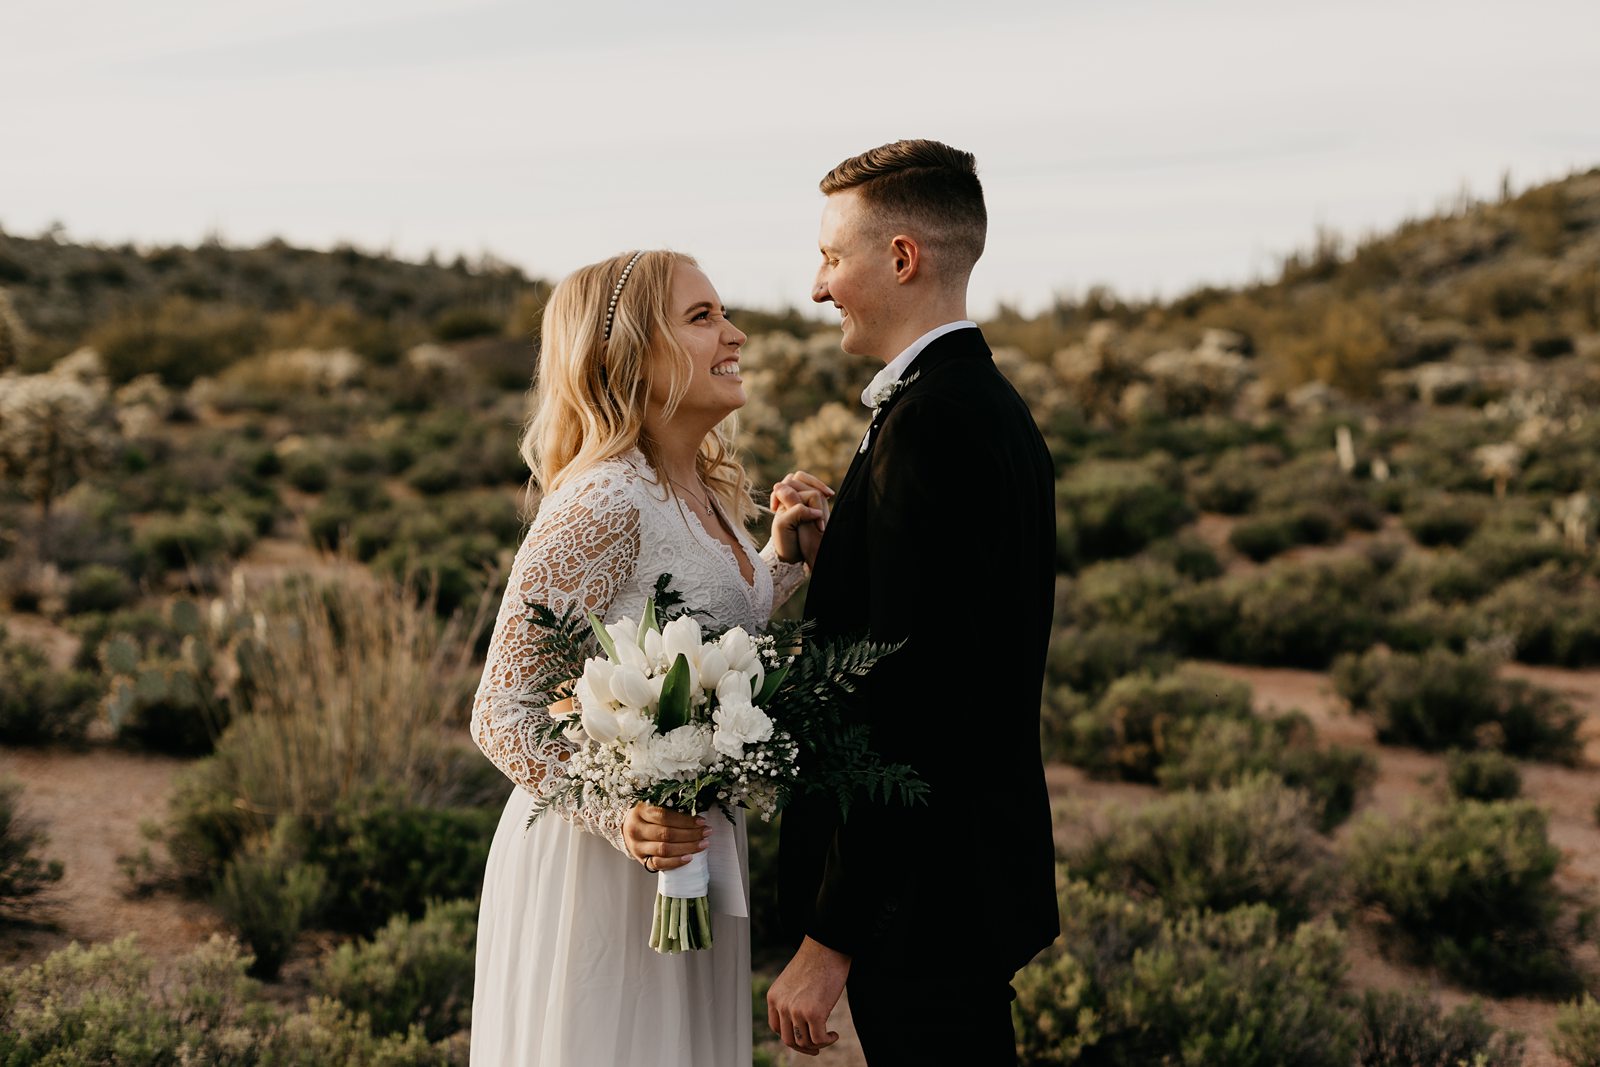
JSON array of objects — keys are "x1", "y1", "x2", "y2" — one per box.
[{"x1": 6, "y1": 611, "x2": 1600, "y2": 1064}]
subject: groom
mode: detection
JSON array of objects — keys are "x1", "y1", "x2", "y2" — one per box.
[{"x1": 766, "y1": 140, "x2": 1058, "y2": 1064}]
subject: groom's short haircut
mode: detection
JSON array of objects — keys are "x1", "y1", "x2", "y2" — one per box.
[{"x1": 821, "y1": 139, "x2": 987, "y2": 274}]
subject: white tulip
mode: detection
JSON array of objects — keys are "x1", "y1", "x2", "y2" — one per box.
[
  {"x1": 719, "y1": 628, "x2": 754, "y2": 669},
  {"x1": 581, "y1": 700, "x2": 623, "y2": 744},
  {"x1": 716, "y1": 669, "x2": 752, "y2": 707},
  {"x1": 697, "y1": 647, "x2": 729, "y2": 689},
  {"x1": 580, "y1": 658, "x2": 616, "y2": 707},
  {"x1": 610, "y1": 663, "x2": 657, "y2": 710},
  {"x1": 662, "y1": 616, "x2": 703, "y2": 663},
  {"x1": 643, "y1": 627, "x2": 664, "y2": 666},
  {"x1": 744, "y1": 659, "x2": 765, "y2": 697}
]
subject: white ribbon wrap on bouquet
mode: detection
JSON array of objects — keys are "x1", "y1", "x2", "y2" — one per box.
[{"x1": 656, "y1": 809, "x2": 747, "y2": 918}]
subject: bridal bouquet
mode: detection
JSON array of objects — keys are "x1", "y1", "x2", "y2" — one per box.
[{"x1": 524, "y1": 576, "x2": 923, "y2": 953}]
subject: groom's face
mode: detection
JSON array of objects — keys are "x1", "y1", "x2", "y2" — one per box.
[{"x1": 813, "y1": 189, "x2": 898, "y2": 358}]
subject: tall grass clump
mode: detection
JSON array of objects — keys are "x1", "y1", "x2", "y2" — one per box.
[{"x1": 164, "y1": 570, "x2": 497, "y2": 941}]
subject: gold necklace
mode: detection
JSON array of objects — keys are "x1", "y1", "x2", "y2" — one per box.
[{"x1": 667, "y1": 476, "x2": 713, "y2": 515}]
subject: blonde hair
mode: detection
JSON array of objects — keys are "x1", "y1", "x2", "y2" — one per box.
[{"x1": 520, "y1": 250, "x2": 756, "y2": 524}]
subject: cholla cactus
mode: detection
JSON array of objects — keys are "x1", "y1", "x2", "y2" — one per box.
[
  {"x1": 0, "y1": 370, "x2": 119, "y2": 522},
  {"x1": 1473, "y1": 442, "x2": 1526, "y2": 499},
  {"x1": 1552, "y1": 492, "x2": 1597, "y2": 552},
  {"x1": 789, "y1": 402, "x2": 868, "y2": 488},
  {"x1": 0, "y1": 289, "x2": 27, "y2": 372},
  {"x1": 1053, "y1": 321, "x2": 1143, "y2": 426}
]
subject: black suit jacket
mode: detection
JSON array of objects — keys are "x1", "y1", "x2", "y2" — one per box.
[{"x1": 778, "y1": 327, "x2": 1059, "y2": 974}]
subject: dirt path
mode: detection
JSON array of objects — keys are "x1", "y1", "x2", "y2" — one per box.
[{"x1": 0, "y1": 746, "x2": 225, "y2": 967}]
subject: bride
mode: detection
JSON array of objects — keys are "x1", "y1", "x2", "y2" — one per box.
[{"x1": 469, "y1": 249, "x2": 830, "y2": 1066}]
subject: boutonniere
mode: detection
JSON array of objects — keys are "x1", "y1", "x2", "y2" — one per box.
[{"x1": 859, "y1": 370, "x2": 922, "y2": 453}]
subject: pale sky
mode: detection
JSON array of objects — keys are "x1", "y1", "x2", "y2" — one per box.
[{"x1": 4, "y1": 0, "x2": 1597, "y2": 316}]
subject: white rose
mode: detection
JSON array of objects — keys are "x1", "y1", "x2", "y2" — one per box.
[{"x1": 713, "y1": 702, "x2": 774, "y2": 759}]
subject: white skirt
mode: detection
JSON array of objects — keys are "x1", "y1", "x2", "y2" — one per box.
[{"x1": 470, "y1": 787, "x2": 752, "y2": 1066}]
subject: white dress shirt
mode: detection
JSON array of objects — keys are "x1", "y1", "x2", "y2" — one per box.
[{"x1": 859, "y1": 320, "x2": 979, "y2": 409}]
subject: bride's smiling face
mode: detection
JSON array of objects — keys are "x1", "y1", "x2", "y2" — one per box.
[{"x1": 653, "y1": 263, "x2": 747, "y2": 420}]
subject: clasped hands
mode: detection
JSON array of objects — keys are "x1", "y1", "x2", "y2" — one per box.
[{"x1": 770, "y1": 470, "x2": 834, "y2": 568}]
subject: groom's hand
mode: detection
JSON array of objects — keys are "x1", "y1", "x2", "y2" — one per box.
[{"x1": 766, "y1": 936, "x2": 850, "y2": 1056}]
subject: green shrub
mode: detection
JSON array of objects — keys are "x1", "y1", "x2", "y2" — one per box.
[
  {"x1": 1045, "y1": 623, "x2": 1175, "y2": 701},
  {"x1": 1552, "y1": 994, "x2": 1600, "y2": 1067},
  {"x1": 1056, "y1": 666, "x2": 1253, "y2": 781},
  {"x1": 1170, "y1": 556, "x2": 1395, "y2": 668},
  {"x1": 1446, "y1": 749, "x2": 1523, "y2": 801},
  {"x1": 1060, "y1": 558, "x2": 1186, "y2": 635},
  {"x1": 317, "y1": 898, "x2": 475, "y2": 1041},
  {"x1": 213, "y1": 830, "x2": 328, "y2": 979},
  {"x1": 404, "y1": 453, "x2": 460, "y2": 495},
  {"x1": 1345, "y1": 800, "x2": 1572, "y2": 993},
  {"x1": 1227, "y1": 513, "x2": 1298, "y2": 561},
  {"x1": 134, "y1": 508, "x2": 254, "y2": 576},
  {"x1": 1144, "y1": 532, "x2": 1224, "y2": 581},
  {"x1": 1158, "y1": 713, "x2": 1376, "y2": 831},
  {"x1": 1355, "y1": 988, "x2": 1524, "y2": 1067},
  {"x1": 0, "y1": 779, "x2": 64, "y2": 921},
  {"x1": 1013, "y1": 878, "x2": 1354, "y2": 1067},
  {"x1": 1478, "y1": 568, "x2": 1600, "y2": 667},
  {"x1": 0, "y1": 632, "x2": 98, "y2": 745},
  {"x1": 1057, "y1": 459, "x2": 1193, "y2": 564},
  {"x1": 0, "y1": 935, "x2": 459, "y2": 1064},
  {"x1": 1404, "y1": 495, "x2": 1486, "y2": 547},
  {"x1": 282, "y1": 449, "x2": 333, "y2": 492},
  {"x1": 1333, "y1": 647, "x2": 1580, "y2": 761},
  {"x1": 302, "y1": 798, "x2": 495, "y2": 937},
  {"x1": 1188, "y1": 449, "x2": 1268, "y2": 514},
  {"x1": 65, "y1": 563, "x2": 136, "y2": 614},
  {"x1": 1067, "y1": 776, "x2": 1329, "y2": 926}
]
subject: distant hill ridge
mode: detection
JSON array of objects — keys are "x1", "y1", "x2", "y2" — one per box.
[{"x1": 2, "y1": 166, "x2": 1596, "y2": 390}]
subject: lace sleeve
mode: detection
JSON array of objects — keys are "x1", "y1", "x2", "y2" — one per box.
[
  {"x1": 470, "y1": 466, "x2": 641, "y2": 853},
  {"x1": 760, "y1": 540, "x2": 809, "y2": 609}
]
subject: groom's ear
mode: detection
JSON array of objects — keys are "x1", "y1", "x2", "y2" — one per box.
[{"x1": 889, "y1": 234, "x2": 921, "y2": 284}]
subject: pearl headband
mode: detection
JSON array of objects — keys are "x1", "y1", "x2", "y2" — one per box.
[{"x1": 603, "y1": 251, "x2": 647, "y2": 341}]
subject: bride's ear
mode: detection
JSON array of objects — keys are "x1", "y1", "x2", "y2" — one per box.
[{"x1": 889, "y1": 235, "x2": 921, "y2": 284}]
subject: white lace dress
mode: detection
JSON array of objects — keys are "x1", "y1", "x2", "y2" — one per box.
[{"x1": 469, "y1": 448, "x2": 806, "y2": 1067}]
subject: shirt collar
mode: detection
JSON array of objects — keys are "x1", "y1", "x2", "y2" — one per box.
[{"x1": 859, "y1": 320, "x2": 978, "y2": 408}]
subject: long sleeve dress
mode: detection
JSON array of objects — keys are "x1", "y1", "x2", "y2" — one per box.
[{"x1": 469, "y1": 448, "x2": 806, "y2": 1066}]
